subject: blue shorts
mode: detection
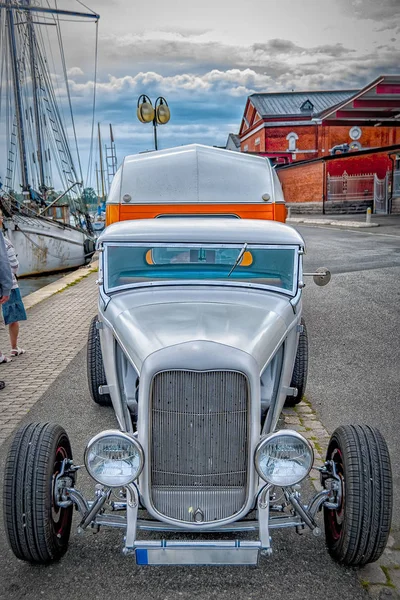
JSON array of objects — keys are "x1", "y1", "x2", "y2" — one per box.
[{"x1": 2, "y1": 288, "x2": 27, "y2": 325}]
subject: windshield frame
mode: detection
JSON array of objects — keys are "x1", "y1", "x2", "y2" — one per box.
[{"x1": 102, "y1": 241, "x2": 300, "y2": 297}]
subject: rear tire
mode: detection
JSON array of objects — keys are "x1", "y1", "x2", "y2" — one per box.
[
  {"x1": 323, "y1": 424, "x2": 392, "y2": 566},
  {"x1": 285, "y1": 317, "x2": 308, "y2": 407},
  {"x1": 3, "y1": 422, "x2": 73, "y2": 563},
  {"x1": 87, "y1": 315, "x2": 112, "y2": 406}
]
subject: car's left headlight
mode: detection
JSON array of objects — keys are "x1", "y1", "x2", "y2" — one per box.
[
  {"x1": 255, "y1": 430, "x2": 313, "y2": 486},
  {"x1": 84, "y1": 430, "x2": 144, "y2": 487}
]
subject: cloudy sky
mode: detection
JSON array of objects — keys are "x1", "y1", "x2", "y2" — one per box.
[{"x1": 1, "y1": 0, "x2": 400, "y2": 192}]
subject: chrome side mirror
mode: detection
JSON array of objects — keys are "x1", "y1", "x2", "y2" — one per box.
[{"x1": 303, "y1": 267, "x2": 331, "y2": 286}]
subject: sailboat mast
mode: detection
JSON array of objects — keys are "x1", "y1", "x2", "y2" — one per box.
[
  {"x1": 98, "y1": 123, "x2": 105, "y2": 201},
  {"x1": 6, "y1": 0, "x2": 30, "y2": 193},
  {"x1": 25, "y1": 0, "x2": 46, "y2": 194},
  {"x1": 95, "y1": 162, "x2": 100, "y2": 199}
]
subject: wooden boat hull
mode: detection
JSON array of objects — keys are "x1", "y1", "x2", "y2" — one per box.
[{"x1": 4, "y1": 214, "x2": 94, "y2": 277}]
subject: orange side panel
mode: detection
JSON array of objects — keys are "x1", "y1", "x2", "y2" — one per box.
[
  {"x1": 106, "y1": 204, "x2": 120, "y2": 226},
  {"x1": 273, "y1": 203, "x2": 287, "y2": 223},
  {"x1": 107, "y1": 203, "x2": 286, "y2": 225}
]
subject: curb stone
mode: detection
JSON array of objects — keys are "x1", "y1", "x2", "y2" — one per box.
[
  {"x1": 286, "y1": 217, "x2": 379, "y2": 228},
  {"x1": 282, "y1": 400, "x2": 400, "y2": 598}
]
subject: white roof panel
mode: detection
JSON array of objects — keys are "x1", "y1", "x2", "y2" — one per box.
[
  {"x1": 99, "y1": 217, "x2": 304, "y2": 247},
  {"x1": 108, "y1": 144, "x2": 277, "y2": 205}
]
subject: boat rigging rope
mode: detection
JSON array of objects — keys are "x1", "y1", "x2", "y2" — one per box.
[
  {"x1": 42, "y1": 3, "x2": 69, "y2": 135},
  {"x1": 0, "y1": 11, "x2": 5, "y2": 123},
  {"x1": 2, "y1": 0, "x2": 99, "y2": 204},
  {"x1": 54, "y1": 0, "x2": 83, "y2": 186},
  {"x1": 76, "y1": 0, "x2": 98, "y2": 16},
  {"x1": 86, "y1": 18, "x2": 99, "y2": 188}
]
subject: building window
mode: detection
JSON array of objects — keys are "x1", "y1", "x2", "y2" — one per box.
[
  {"x1": 243, "y1": 144, "x2": 248, "y2": 152},
  {"x1": 349, "y1": 126, "x2": 362, "y2": 141},
  {"x1": 300, "y1": 99, "x2": 314, "y2": 112},
  {"x1": 255, "y1": 137, "x2": 260, "y2": 146},
  {"x1": 286, "y1": 132, "x2": 298, "y2": 152}
]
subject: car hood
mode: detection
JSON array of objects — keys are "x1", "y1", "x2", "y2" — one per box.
[{"x1": 106, "y1": 289, "x2": 294, "y2": 373}]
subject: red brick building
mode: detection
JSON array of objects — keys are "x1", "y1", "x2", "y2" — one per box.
[
  {"x1": 277, "y1": 145, "x2": 400, "y2": 214},
  {"x1": 238, "y1": 75, "x2": 400, "y2": 162},
  {"x1": 235, "y1": 75, "x2": 400, "y2": 213}
]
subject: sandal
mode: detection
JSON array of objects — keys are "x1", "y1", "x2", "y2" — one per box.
[
  {"x1": 0, "y1": 353, "x2": 12, "y2": 364},
  {"x1": 11, "y1": 347, "x2": 25, "y2": 357}
]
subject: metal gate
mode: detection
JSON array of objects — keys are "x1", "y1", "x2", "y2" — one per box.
[
  {"x1": 394, "y1": 170, "x2": 400, "y2": 197},
  {"x1": 327, "y1": 172, "x2": 374, "y2": 203},
  {"x1": 374, "y1": 174, "x2": 388, "y2": 214},
  {"x1": 327, "y1": 171, "x2": 389, "y2": 213}
]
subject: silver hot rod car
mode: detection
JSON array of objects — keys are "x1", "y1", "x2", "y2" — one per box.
[{"x1": 4, "y1": 218, "x2": 392, "y2": 566}]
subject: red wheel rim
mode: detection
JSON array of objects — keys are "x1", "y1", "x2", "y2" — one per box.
[
  {"x1": 327, "y1": 446, "x2": 345, "y2": 542},
  {"x1": 51, "y1": 444, "x2": 71, "y2": 538}
]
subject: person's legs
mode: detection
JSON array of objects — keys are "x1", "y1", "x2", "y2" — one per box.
[
  {"x1": 5, "y1": 289, "x2": 26, "y2": 356},
  {"x1": 0, "y1": 349, "x2": 11, "y2": 363},
  {"x1": 9, "y1": 321, "x2": 19, "y2": 350}
]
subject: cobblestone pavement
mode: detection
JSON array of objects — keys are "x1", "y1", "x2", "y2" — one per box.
[
  {"x1": 282, "y1": 402, "x2": 400, "y2": 600},
  {"x1": 0, "y1": 272, "x2": 98, "y2": 446}
]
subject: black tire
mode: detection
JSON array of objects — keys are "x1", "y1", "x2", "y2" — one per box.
[
  {"x1": 87, "y1": 315, "x2": 112, "y2": 406},
  {"x1": 285, "y1": 317, "x2": 308, "y2": 407},
  {"x1": 3, "y1": 422, "x2": 73, "y2": 564},
  {"x1": 323, "y1": 424, "x2": 392, "y2": 567}
]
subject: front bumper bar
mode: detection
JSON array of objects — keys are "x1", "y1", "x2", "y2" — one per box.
[{"x1": 61, "y1": 478, "x2": 332, "y2": 566}]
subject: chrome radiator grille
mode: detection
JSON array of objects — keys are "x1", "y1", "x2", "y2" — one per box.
[{"x1": 150, "y1": 370, "x2": 249, "y2": 523}]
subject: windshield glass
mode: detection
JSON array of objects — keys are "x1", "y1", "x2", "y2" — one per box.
[{"x1": 105, "y1": 243, "x2": 298, "y2": 295}]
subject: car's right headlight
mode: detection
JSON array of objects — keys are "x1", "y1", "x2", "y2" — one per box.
[
  {"x1": 84, "y1": 430, "x2": 144, "y2": 487},
  {"x1": 255, "y1": 430, "x2": 313, "y2": 486}
]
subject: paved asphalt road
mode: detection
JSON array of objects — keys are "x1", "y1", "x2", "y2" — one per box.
[
  {"x1": 1, "y1": 220, "x2": 399, "y2": 600},
  {"x1": 299, "y1": 222, "x2": 400, "y2": 528}
]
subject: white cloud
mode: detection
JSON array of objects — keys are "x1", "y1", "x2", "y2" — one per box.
[
  {"x1": 67, "y1": 67, "x2": 84, "y2": 77},
  {"x1": 343, "y1": 0, "x2": 399, "y2": 21},
  {"x1": 67, "y1": 68, "x2": 272, "y2": 99},
  {"x1": 338, "y1": 0, "x2": 400, "y2": 32},
  {"x1": 64, "y1": 35, "x2": 399, "y2": 107}
]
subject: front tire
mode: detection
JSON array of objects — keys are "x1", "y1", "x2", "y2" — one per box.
[
  {"x1": 285, "y1": 317, "x2": 308, "y2": 407},
  {"x1": 323, "y1": 425, "x2": 392, "y2": 566},
  {"x1": 87, "y1": 315, "x2": 112, "y2": 406},
  {"x1": 3, "y1": 422, "x2": 73, "y2": 563}
]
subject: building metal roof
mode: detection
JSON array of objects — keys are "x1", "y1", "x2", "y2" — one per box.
[
  {"x1": 226, "y1": 133, "x2": 241, "y2": 148},
  {"x1": 250, "y1": 90, "x2": 356, "y2": 118}
]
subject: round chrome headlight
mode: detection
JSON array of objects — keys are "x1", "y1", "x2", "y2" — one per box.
[
  {"x1": 255, "y1": 430, "x2": 313, "y2": 486},
  {"x1": 84, "y1": 430, "x2": 144, "y2": 487}
]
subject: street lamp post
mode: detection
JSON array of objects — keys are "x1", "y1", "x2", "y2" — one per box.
[{"x1": 137, "y1": 95, "x2": 170, "y2": 151}]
